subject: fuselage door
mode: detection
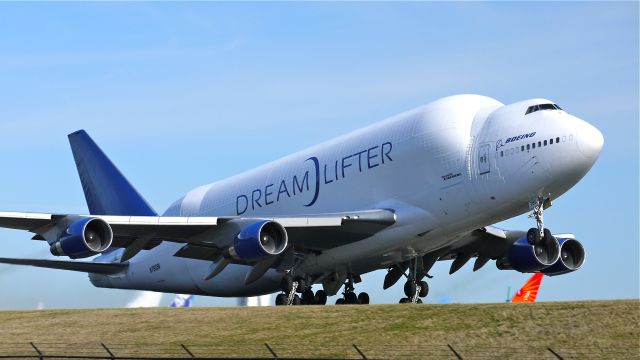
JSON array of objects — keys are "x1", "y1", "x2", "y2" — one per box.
[{"x1": 478, "y1": 144, "x2": 490, "y2": 175}]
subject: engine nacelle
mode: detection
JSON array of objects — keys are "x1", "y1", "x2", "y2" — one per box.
[
  {"x1": 541, "y1": 238, "x2": 585, "y2": 276},
  {"x1": 50, "y1": 217, "x2": 113, "y2": 259},
  {"x1": 229, "y1": 220, "x2": 288, "y2": 262},
  {"x1": 496, "y1": 235, "x2": 560, "y2": 273}
]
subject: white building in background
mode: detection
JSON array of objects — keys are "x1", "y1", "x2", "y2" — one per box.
[{"x1": 237, "y1": 295, "x2": 271, "y2": 306}]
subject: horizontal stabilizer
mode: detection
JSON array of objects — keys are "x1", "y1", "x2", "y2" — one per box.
[{"x1": 0, "y1": 257, "x2": 128, "y2": 275}]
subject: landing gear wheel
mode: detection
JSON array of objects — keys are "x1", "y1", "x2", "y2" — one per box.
[
  {"x1": 281, "y1": 276, "x2": 293, "y2": 293},
  {"x1": 527, "y1": 228, "x2": 541, "y2": 246},
  {"x1": 275, "y1": 293, "x2": 287, "y2": 306},
  {"x1": 404, "y1": 281, "x2": 417, "y2": 298},
  {"x1": 543, "y1": 228, "x2": 554, "y2": 242},
  {"x1": 336, "y1": 298, "x2": 345, "y2": 305},
  {"x1": 358, "y1": 292, "x2": 370, "y2": 305},
  {"x1": 293, "y1": 294, "x2": 302, "y2": 305},
  {"x1": 314, "y1": 290, "x2": 327, "y2": 305},
  {"x1": 399, "y1": 298, "x2": 410, "y2": 304},
  {"x1": 416, "y1": 298, "x2": 423, "y2": 304},
  {"x1": 345, "y1": 291, "x2": 358, "y2": 304},
  {"x1": 418, "y1": 281, "x2": 429, "y2": 298},
  {"x1": 302, "y1": 289, "x2": 315, "y2": 305},
  {"x1": 295, "y1": 279, "x2": 306, "y2": 293}
]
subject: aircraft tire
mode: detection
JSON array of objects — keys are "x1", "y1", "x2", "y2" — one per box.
[
  {"x1": 293, "y1": 294, "x2": 302, "y2": 305},
  {"x1": 275, "y1": 293, "x2": 287, "y2": 306},
  {"x1": 302, "y1": 289, "x2": 315, "y2": 305},
  {"x1": 358, "y1": 292, "x2": 370, "y2": 305},
  {"x1": 315, "y1": 290, "x2": 327, "y2": 305},
  {"x1": 404, "y1": 281, "x2": 417, "y2": 298},
  {"x1": 416, "y1": 298, "x2": 423, "y2": 304},
  {"x1": 418, "y1": 281, "x2": 429, "y2": 297},
  {"x1": 399, "y1": 298, "x2": 410, "y2": 304},
  {"x1": 345, "y1": 291, "x2": 358, "y2": 304},
  {"x1": 543, "y1": 228, "x2": 554, "y2": 242},
  {"x1": 336, "y1": 298, "x2": 345, "y2": 305}
]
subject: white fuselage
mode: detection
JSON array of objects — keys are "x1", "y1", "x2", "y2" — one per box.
[{"x1": 90, "y1": 94, "x2": 603, "y2": 297}]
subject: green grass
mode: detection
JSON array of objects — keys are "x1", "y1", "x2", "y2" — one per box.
[{"x1": 0, "y1": 300, "x2": 637, "y2": 359}]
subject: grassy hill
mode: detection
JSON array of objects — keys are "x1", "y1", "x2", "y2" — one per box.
[{"x1": 0, "y1": 300, "x2": 637, "y2": 359}]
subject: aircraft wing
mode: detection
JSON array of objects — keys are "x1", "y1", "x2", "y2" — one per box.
[
  {"x1": 382, "y1": 225, "x2": 523, "y2": 280},
  {"x1": 0, "y1": 257, "x2": 127, "y2": 275},
  {"x1": 382, "y1": 225, "x2": 524, "y2": 290},
  {"x1": 417, "y1": 226, "x2": 576, "y2": 277},
  {"x1": 441, "y1": 225, "x2": 520, "y2": 259},
  {"x1": 0, "y1": 211, "x2": 219, "y2": 238},
  {"x1": 0, "y1": 209, "x2": 395, "y2": 261},
  {"x1": 0, "y1": 212, "x2": 55, "y2": 232},
  {"x1": 275, "y1": 209, "x2": 396, "y2": 250}
]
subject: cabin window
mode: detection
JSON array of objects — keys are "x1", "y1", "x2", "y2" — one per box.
[
  {"x1": 550, "y1": 138, "x2": 554, "y2": 144},
  {"x1": 556, "y1": 137, "x2": 560, "y2": 143},
  {"x1": 544, "y1": 140, "x2": 548, "y2": 146}
]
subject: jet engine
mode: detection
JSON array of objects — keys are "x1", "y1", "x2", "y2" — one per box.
[
  {"x1": 50, "y1": 217, "x2": 113, "y2": 259},
  {"x1": 229, "y1": 220, "x2": 288, "y2": 262},
  {"x1": 541, "y1": 237, "x2": 585, "y2": 276},
  {"x1": 496, "y1": 235, "x2": 560, "y2": 273}
]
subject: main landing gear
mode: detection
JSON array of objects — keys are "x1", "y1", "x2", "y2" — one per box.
[
  {"x1": 527, "y1": 195, "x2": 554, "y2": 246},
  {"x1": 275, "y1": 275, "x2": 327, "y2": 306},
  {"x1": 399, "y1": 257, "x2": 430, "y2": 304},
  {"x1": 335, "y1": 275, "x2": 370, "y2": 305}
]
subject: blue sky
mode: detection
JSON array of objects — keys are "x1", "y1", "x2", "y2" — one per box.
[{"x1": 0, "y1": 2, "x2": 637, "y2": 309}]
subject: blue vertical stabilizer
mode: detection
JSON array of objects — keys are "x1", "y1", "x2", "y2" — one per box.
[{"x1": 68, "y1": 130, "x2": 157, "y2": 216}]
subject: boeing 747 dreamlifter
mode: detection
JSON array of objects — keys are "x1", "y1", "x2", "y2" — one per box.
[{"x1": 0, "y1": 95, "x2": 601, "y2": 305}]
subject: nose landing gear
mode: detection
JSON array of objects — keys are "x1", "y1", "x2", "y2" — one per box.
[{"x1": 527, "y1": 195, "x2": 554, "y2": 246}]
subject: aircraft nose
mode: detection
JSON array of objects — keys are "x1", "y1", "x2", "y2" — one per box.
[{"x1": 576, "y1": 122, "x2": 604, "y2": 160}]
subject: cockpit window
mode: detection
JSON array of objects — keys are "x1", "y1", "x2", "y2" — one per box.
[{"x1": 525, "y1": 103, "x2": 562, "y2": 115}]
